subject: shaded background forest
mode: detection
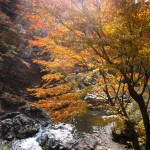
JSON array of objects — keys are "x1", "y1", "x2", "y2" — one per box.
[{"x1": 0, "y1": 0, "x2": 41, "y2": 96}]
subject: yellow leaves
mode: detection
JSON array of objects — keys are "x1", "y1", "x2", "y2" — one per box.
[
  {"x1": 29, "y1": 96, "x2": 87, "y2": 123},
  {"x1": 74, "y1": 30, "x2": 84, "y2": 36},
  {"x1": 28, "y1": 83, "x2": 72, "y2": 98},
  {"x1": 29, "y1": 36, "x2": 86, "y2": 67},
  {"x1": 26, "y1": 0, "x2": 150, "y2": 124},
  {"x1": 42, "y1": 73, "x2": 64, "y2": 87},
  {"x1": 42, "y1": 73, "x2": 64, "y2": 82},
  {"x1": 47, "y1": 83, "x2": 72, "y2": 96},
  {"x1": 50, "y1": 99, "x2": 87, "y2": 123},
  {"x1": 138, "y1": 48, "x2": 150, "y2": 68},
  {"x1": 32, "y1": 59, "x2": 50, "y2": 67},
  {"x1": 27, "y1": 88, "x2": 47, "y2": 98},
  {"x1": 29, "y1": 37, "x2": 55, "y2": 48}
]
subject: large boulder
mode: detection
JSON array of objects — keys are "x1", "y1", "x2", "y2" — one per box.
[
  {"x1": 13, "y1": 114, "x2": 39, "y2": 139},
  {"x1": 1, "y1": 119, "x2": 15, "y2": 140},
  {"x1": 37, "y1": 123, "x2": 100, "y2": 150},
  {"x1": 1, "y1": 114, "x2": 39, "y2": 140}
]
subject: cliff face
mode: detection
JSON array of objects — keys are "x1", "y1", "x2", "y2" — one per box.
[
  {"x1": 0, "y1": 55, "x2": 41, "y2": 95},
  {"x1": 0, "y1": 2, "x2": 43, "y2": 144},
  {"x1": 0, "y1": 0, "x2": 18, "y2": 19},
  {"x1": 0, "y1": 1, "x2": 41, "y2": 96}
]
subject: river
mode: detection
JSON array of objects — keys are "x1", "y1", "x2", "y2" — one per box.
[{"x1": 10, "y1": 110, "x2": 127, "y2": 150}]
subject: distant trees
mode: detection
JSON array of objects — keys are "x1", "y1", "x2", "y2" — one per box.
[{"x1": 25, "y1": 0, "x2": 150, "y2": 149}]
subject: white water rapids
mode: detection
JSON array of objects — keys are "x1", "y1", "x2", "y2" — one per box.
[{"x1": 12, "y1": 123, "x2": 74, "y2": 150}]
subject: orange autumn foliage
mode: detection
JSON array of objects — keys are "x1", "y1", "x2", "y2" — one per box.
[{"x1": 25, "y1": 1, "x2": 89, "y2": 123}]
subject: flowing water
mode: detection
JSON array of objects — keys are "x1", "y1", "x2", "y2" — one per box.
[
  {"x1": 10, "y1": 110, "x2": 126, "y2": 150},
  {"x1": 73, "y1": 110, "x2": 115, "y2": 133}
]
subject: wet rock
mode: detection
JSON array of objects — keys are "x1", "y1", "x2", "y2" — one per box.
[
  {"x1": 37, "y1": 124, "x2": 74, "y2": 150},
  {"x1": 37, "y1": 134, "x2": 49, "y2": 146},
  {"x1": 84, "y1": 93, "x2": 104, "y2": 109},
  {"x1": 42, "y1": 133, "x2": 99, "y2": 150},
  {"x1": 47, "y1": 138, "x2": 61, "y2": 149},
  {"x1": 0, "y1": 114, "x2": 39, "y2": 140},
  {"x1": 42, "y1": 120, "x2": 52, "y2": 127},
  {"x1": 1, "y1": 119, "x2": 15, "y2": 140},
  {"x1": 10, "y1": 120, "x2": 127, "y2": 150},
  {"x1": 13, "y1": 114, "x2": 39, "y2": 139},
  {"x1": 84, "y1": 93, "x2": 100, "y2": 101},
  {"x1": 37, "y1": 123, "x2": 101, "y2": 150}
]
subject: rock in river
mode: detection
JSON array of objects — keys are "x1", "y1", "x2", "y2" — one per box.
[
  {"x1": 1, "y1": 119, "x2": 15, "y2": 140},
  {"x1": 1, "y1": 113, "x2": 39, "y2": 140}
]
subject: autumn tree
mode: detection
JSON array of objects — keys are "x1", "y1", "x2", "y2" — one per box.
[
  {"x1": 24, "y1": 0, "x2": 149, "y2": 149},
  {"x1": 24, "y1": 0, "x2": 89, "y2": 123},
  {"x1": 46, "y1": 0, "x2": 149, "y2": 149}
]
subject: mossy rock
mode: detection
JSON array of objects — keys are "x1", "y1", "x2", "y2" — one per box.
[{"x1": 1, "y1": 142, "x2": 10, "y2": 150}]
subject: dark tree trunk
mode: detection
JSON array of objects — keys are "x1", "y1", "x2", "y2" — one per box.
[
  {"x1": 120, "y1": 103, "x2": 141, "y2": 150},
  {"x1": 127, "y1": 84, "x2": 150, "y2": 150},
  {"x1": 138, "y1": 98, "x2": 150, "y2": 150},
  {"x1": 125, "y1": 120, "x2": 141, "y2": 150}
]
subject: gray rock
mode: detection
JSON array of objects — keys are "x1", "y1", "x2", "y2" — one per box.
[
  {"x1": 1, "y1": 119, "x2": 15, "y2": 140},
  {"x1": 2, "y1": 112, "x2": 20, "y2": 120},
  {"x1": 37, "y1": 134, "x2": 49, "y2": 146},
  {"x1": 0, "y1": 114, "x2": 39, "y2": 140},
  {"x1": 37, "y1": 123, "x2": 99, "y2": 150},
  {"x1": 13, "y1": 114, "x2": 39, "y2": 139}
]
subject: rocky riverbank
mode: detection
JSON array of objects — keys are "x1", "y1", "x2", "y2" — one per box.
[
  {"x1": 0, "y1": 96, "x2": 129, "y2": 150},
  {"x1": 9, "y1": 122, "x2": 127, "y2": 150},
  {"x1": 0, "y1": 86, "x2": 130, "y2": 150}
]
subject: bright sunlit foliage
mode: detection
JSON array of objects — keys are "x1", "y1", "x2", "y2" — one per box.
[{"x1": 24, "y1": 0, "x2": 150, "y2": 148}]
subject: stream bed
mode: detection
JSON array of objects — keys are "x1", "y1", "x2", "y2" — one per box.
[{"x1": 2, "y1": 110, "x2": 127, "y2": 150}]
